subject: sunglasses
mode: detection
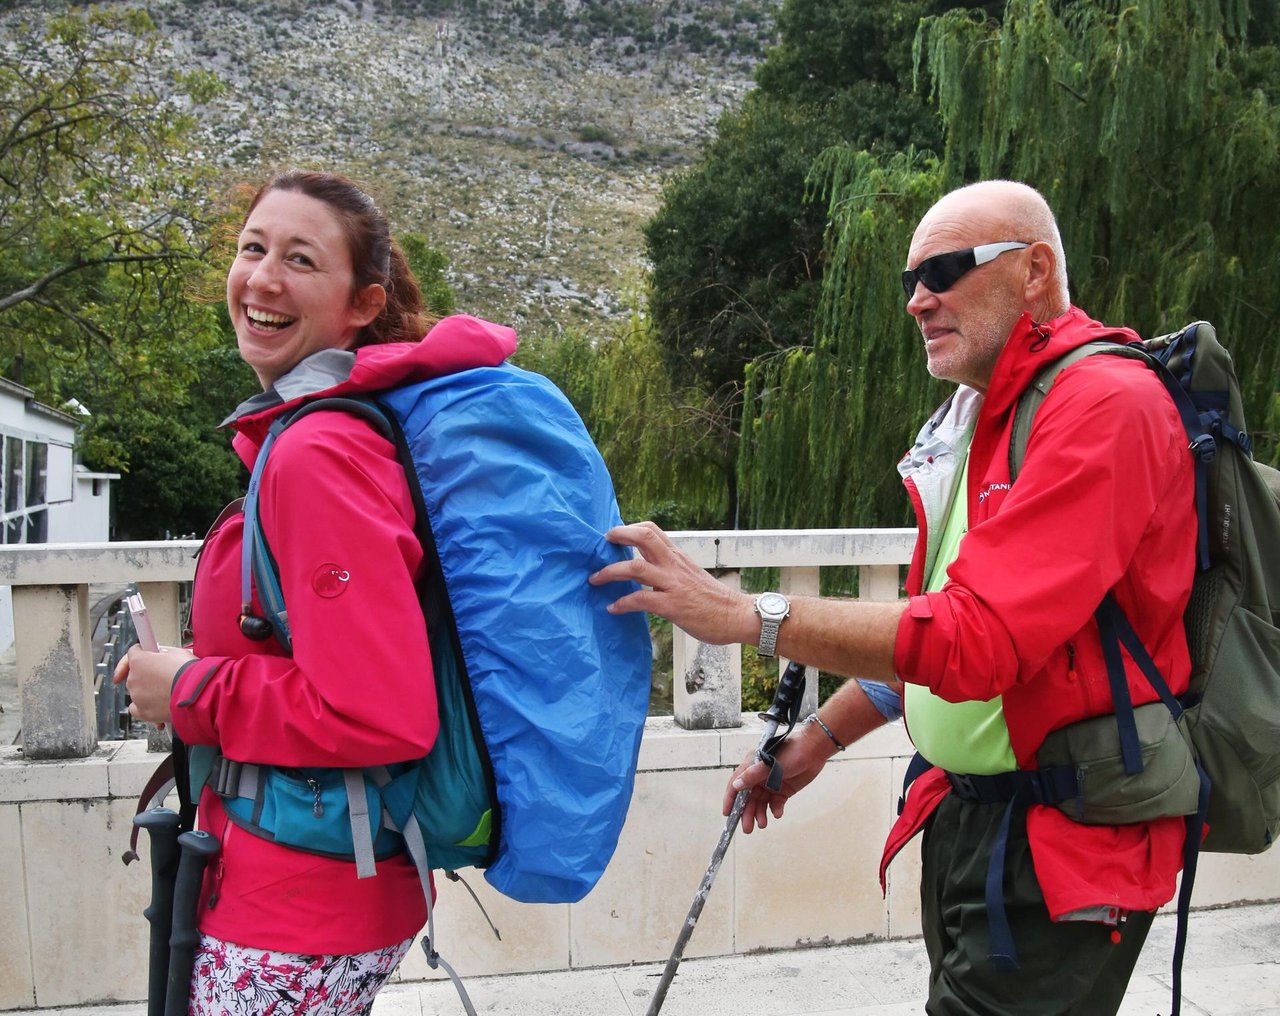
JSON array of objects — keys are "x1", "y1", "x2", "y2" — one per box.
[{"x1": 901, "y1": 241, "x2": 1029, "y2": 300}]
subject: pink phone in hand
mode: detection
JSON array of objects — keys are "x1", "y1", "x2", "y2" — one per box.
[{"x1": 125, "y1": 592, "x2": 160, "y2": 652}]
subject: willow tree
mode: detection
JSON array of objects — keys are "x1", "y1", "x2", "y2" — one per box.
[
  {"x1": 514, "y1": 316, "x2": 728, "y2": 529},
  {"x1": 917, "y1": 0, "x2": 1280, "y2": 461},
  {"x1": 741, "y1": 0, "x2": 1280, "y2": 536},
  {"x1": 738, "y1": 150, "x2": 948, "y2": 530}
]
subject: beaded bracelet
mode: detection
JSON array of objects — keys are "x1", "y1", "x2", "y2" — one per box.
[{"x1": 807, "y1": 712, "x2": 846, "y2": 752}]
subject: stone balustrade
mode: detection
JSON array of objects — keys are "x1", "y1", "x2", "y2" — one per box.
[
  {"x1": 0, "y1": 530, "x2": 918, "y2": 759},
  {"x1": 2, "y1": 534, "x2": 1277, "y2": 1011}
]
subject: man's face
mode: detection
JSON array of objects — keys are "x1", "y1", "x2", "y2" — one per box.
[{"x1": 903, "y1": 219, "x2": 1027, "y2": 392}]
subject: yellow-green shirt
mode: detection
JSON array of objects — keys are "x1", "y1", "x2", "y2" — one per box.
[{"x1": 902, "y1": 455, "x2": 1017, "y2": 774}]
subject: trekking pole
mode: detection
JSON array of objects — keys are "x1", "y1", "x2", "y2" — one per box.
[
  {"x1": 645, "y1": 659, "x2": 808, "y2": 1016},
  {"x1": 164, "y1": 829, "x2": 220, "y2": 1016},
  {"x1": 133, "y1": 808, "x2": 182, "y2": 1016}
]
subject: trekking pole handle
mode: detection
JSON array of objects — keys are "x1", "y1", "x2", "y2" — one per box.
[
  {"x1": 164, "y1": 830, "x2": 220, "y2": 1016},
  {"x1": 756, "y1": 660, "x2": 809, "y2": 791},
  {"x1": 758, "y1": 659, "x2": 807, "y2": 728},
  {"x1": 134, "y1": 808, "x2": 182, "y2": 1016}
]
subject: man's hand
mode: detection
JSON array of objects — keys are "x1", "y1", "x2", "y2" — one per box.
[
  {"x1": 723, "y1": 680, "x2": 898, "y2": 832},
  {"x1": 590, "y1": 521, "x2": 757, "y2": 647},
  {"x1": 723, "y1": 721, "x2": 834, "y2": 833}
]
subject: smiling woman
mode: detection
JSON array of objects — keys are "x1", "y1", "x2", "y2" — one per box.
[
  {"x1": 228, "y1": 188, "x2": 384, "y2": 386},
  {"x1": 226, "y1": 172, "x2": 434, "y2": 388},
  {"x1": 114, "y1": 170, "x2": 518, "y2": 1015}
]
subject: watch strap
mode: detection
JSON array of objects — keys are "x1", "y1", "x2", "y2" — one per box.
[{"x1": 758, "y1": 616, "x2": 781, "y2": 658}]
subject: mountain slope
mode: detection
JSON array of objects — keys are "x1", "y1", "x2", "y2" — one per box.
[{"x1": 148, "y1": 0, "x2": 776, "y2": 332}]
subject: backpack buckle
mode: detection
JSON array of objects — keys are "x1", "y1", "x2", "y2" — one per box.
[
  {"x1": 212, "y1": 756, "x2": 242, "y2": 798},
  {"x1": 1188, "y1": 433, "x2": 1216, "y2": 464}
]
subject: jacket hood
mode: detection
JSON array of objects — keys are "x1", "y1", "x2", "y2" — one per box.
[
  {"x1": 223, "y1": 314, "x2": 518, "y2": 447},
  {"x1": 982, "y1": 306, "x2": 1139, "y2": 418}
]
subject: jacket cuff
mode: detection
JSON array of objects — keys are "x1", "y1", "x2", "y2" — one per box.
[
  {"x1": 893, "y1": 593, "x2": 940, "y2": 689},
  {"x1": 169, "y1": 657, "x2": 226, "y2": 745}
]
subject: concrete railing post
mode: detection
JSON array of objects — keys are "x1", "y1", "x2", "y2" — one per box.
[
  {"x1": 12, "y1": 583, "x2": 96, "y2": 759},
  {"x1": 858, "y1": 563, "x2": 901, "y2": 603},
  {"x1": 135, "y1": 580, "x2": 183, "y2": 645},
  {"x1": 672, "y1": 570, "x2": 743, "y2": 730}
]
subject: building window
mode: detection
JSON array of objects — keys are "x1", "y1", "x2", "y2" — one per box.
[
  {"x1": 1, "y1": 434, "x2": 50, "y2": 544},
  {"x1": 26, "y1": 442, "x2": 46, "y2": 507},
  {"x1": 4, "y1": 436, "x2": 21, "y2": 515}
]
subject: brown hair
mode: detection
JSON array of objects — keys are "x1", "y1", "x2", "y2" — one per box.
[{"x1": 243, "y1": 170, "x2": 437, "y2": 346}]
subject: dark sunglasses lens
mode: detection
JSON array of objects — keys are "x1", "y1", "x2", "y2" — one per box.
[{"x1": 902, "y1": 250, "x2": 974, "y2": 299}]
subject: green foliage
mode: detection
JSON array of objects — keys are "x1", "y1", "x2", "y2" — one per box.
[
  {"x1": 400, "y1": 232, "x2": 457, "y2": 317},
  {"x1": 577, "y1": 124, "x2": 620, "y2": 147},
  {"x1": 741, "y1": 647, "x2": 846, "y2": 713},
  {"x1": 915, "y1": 0, "x2": 1280, "y2": 463},
  {"x1": 513, "y1": 313, "x2": 728, "y2": 528},
  {"x1": 738, "y1": 0, "x2": 1280, "y2": 535},
  {"x1": 644, "y1": 94, "x2": 839, "y2": 400},
  {"x1": 739, "y1": 150, "x2": 948, "y2": 528},
  {"x1": 757, "y1": 0, "x2": 999, "y2": 107},
  {"x1": 643, "y1": 0, "x2": 996, "y2": 524},
  {"x1": 0, "y1": 5, "x2": 247, "y2": 534}
]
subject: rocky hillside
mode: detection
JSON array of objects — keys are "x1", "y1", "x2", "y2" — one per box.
[{"x1": 143, "y1": 0, "x2": 777, "y2": 334}]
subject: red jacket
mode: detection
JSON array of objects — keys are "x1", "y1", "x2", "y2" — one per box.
[
  {"x1": 883, "y1": 307, "x2": 1196, "y2": 920},
  {"x1": 170, "y1": 315, "x2": 517, "y2": 954}
]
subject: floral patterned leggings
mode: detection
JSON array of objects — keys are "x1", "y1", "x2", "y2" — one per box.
[{"x1": 188, "y1": 934, "x2": 414, "y2": 1015}]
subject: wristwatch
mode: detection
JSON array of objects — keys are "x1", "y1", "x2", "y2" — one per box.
[{"x1": 753, "y1": 592, "x2": 791, "y2": 659}]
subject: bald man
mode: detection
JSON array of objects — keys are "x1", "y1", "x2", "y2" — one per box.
[{"x1": 591, "y1": 180, "x2": 1198, "y2": 1014}]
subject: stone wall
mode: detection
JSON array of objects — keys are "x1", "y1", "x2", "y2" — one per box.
[{"x1": 3, "y1": 720, "x2": 1279, "y2": 1010}]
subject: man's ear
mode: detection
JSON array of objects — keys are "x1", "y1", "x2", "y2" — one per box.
[
  {"x1": 350, "y1": 283, "x2": 388, "y2": 328},
  {"x1": 1023, "y1": 241, "x2": 1057, "y2": 306}
]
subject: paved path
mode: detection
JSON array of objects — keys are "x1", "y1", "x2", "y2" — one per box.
[{"x1": 13, "y1": 901, "x2": 1279, "y2": 1015}]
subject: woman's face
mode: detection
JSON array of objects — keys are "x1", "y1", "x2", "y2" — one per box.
[{"x1": 227, "y1": 188, "x2": 385, "y2": 389}]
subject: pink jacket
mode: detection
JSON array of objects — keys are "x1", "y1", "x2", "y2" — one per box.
[
  {"x1": 883, "y1": 307, "x2": 1196, "y2": 920},
  {"x1": 170, "y1": 315, "x2": 517, "y2": 954}
]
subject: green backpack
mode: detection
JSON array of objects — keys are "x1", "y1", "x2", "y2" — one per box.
[{"x1": 1012, "y1": 320, "x2": 1280, "y2": 855}]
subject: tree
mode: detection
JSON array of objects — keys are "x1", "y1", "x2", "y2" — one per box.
[
  {"x1": 738, "y1": 150, "x2": 946, "y2": 531},
  {"x1": 739, "y1": 0, "x2": 1280, "y2": 540},
  {"x1": 917, "y1": 0, "x2": 1280, "y2": 463},
  {"x1": 645, "y1": 96, "x2": 841, "y2": 399},
  {"x1": 515, "y1": 315, "x2": 728, "y2": 529},
  {"x1": 0, "y1": 8, "x2": 224, "y2": 409},
  {"x1": 643, "y1": 0, "x2": 998, "y2": 524},
  {"x1": 0, "y1": 5, "x2": 242, "y2": 535},
  {"x1": 400, "y1": 232, "x2": 457, "y2": 317}
]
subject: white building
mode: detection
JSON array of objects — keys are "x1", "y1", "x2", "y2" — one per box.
[{"x1": 0, "y1": 378, "x2": 116, "y2": 649}]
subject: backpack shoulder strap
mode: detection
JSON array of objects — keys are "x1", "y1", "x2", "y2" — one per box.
[
  {"x1": 241, "y1": 396, "x2": 396, "y2": 651},
  {"x1": 1010, "y1": 335, "x2": 1217, "y2": 564},
  {"x1": 1009, "y1": 341, "x2": 1149, "y2": 481}
]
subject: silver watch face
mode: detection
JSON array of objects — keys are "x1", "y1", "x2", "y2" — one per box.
[{"x1": 756, "y1": 592, "x2": 789, "y2": 619}]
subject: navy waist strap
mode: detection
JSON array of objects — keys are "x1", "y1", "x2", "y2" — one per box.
[
  {"x1": 944, "y1": 763, "x2": 1083, "y2": 975},
  {"x1": 945, "y1": 765, "x2": 1081, "y2": 807}
]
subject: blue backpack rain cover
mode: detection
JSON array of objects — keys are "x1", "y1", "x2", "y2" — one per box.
[{"x1": 231, "y1": 363, "x2": 652, "y2": 905}]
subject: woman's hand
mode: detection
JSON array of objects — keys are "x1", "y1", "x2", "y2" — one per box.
[{"x1": 112, "y1": 645, "x2": 197, "y2": 727}]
